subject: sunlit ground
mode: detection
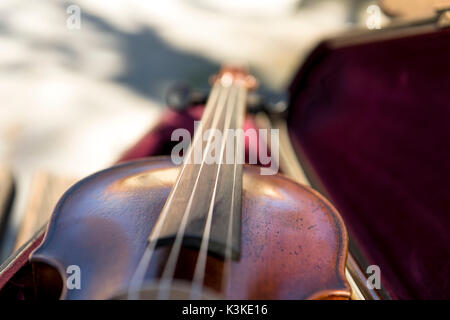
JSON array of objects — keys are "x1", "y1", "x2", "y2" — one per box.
[{"x1": 0, "y1": 0, "x2": 377, "y2": 259}]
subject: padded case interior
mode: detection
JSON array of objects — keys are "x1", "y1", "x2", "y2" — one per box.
[{"x1": 287, "y1": 25, "x2": 450, "y2": 299}]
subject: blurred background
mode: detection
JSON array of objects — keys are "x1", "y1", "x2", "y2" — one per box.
[{"x1": 0, "y1": 0, "x2": 387, "y2": 262}]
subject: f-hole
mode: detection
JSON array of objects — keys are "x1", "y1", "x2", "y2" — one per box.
[
  {"x1": 0, "y1": 261, "x2": 63, "y2": 300},
  {"x1": 31, "y1": 261, "x2": 64, "y2": 299}
]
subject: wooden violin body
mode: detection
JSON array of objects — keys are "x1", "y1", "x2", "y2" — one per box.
[{"x1": 31, "y1": 157, "x2": 351, "y2": 299}]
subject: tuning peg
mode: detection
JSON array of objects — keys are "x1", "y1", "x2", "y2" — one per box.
[
  {"x1": 248, "y1": 92, "x2": 289, "y2": 116},
  {"x1": 166, "y1": 83, "x2": 288, "y2": 116},
  {"x1": 166, "y1": 83, "x2": 208, "y2": 111}
]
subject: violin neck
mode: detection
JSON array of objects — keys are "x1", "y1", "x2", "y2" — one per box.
[{"x1": 149, "y1": 68, "x2": 256, "y2": 259}]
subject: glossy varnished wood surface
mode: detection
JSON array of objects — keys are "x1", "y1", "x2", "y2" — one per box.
[{"x1": 31, "y1": 157, "x2": 350, "y2": 299}]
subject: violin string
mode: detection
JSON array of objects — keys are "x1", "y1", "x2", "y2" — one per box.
[
  {"x1": 189, "y1": 84, "x2": 238, "y2": 299},
  {"x1": 220, "y1": 85, "x2": 246, "y2": 293},
  {"x1": 127, "y1": 83, "x2": 221, "y2": 299},
  {"x1": 157, "y1": 84, "x2": 231, "y2": 299}
]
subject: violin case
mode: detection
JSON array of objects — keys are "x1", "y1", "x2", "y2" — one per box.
[{"x1": 1, "y1": 13, "x2": 450, "y2": 300}]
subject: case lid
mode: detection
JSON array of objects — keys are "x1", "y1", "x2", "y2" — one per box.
[{"x1": 287, "y1": 20, "x2": 450, "y2": 299}]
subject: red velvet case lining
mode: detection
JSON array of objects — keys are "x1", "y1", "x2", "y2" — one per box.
[{"x1": 287, "y1": 27, "x2": 450, "y2": 299}]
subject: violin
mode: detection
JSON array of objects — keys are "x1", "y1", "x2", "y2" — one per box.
[{"x1": 30, "y1": 67, "x2": 351, "y2": 300}]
